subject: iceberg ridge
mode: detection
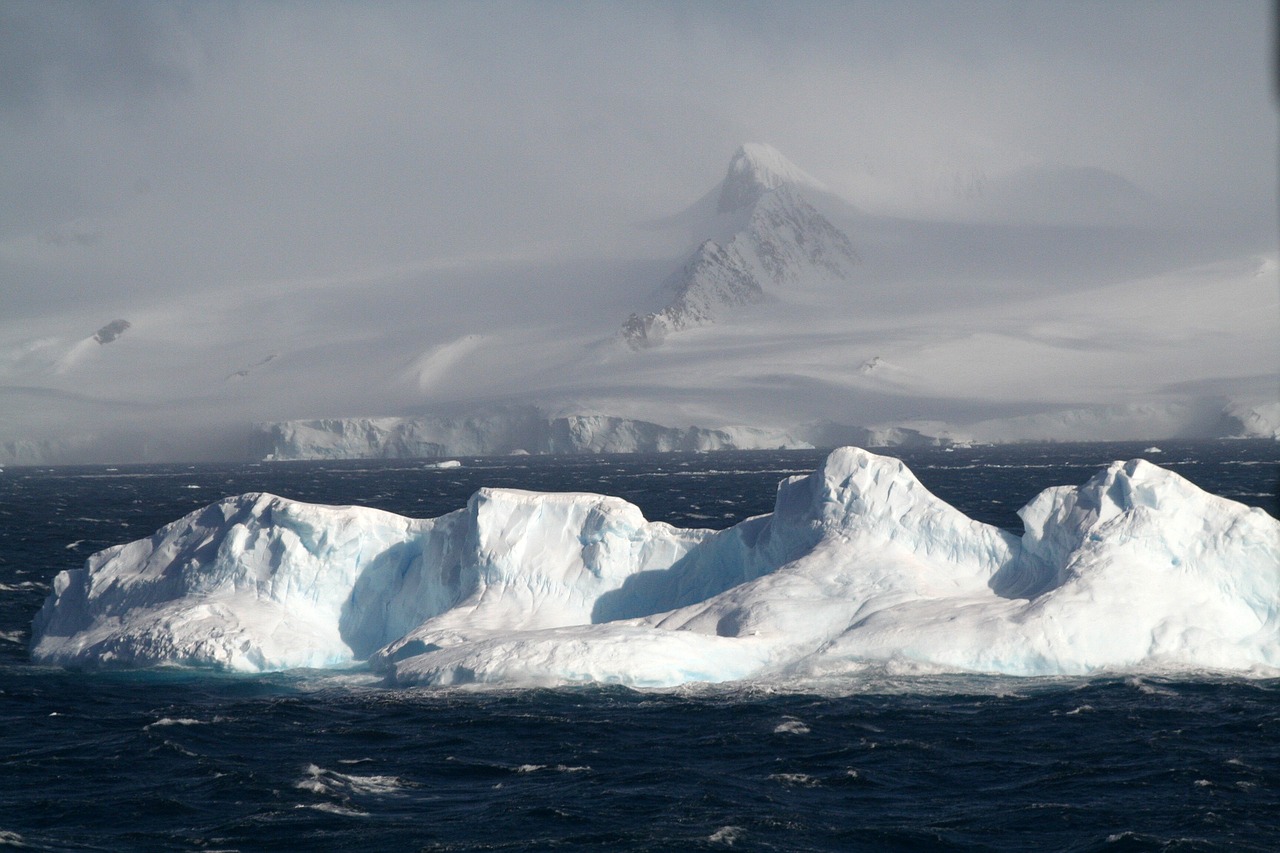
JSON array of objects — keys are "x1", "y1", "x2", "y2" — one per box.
[{"x1": 30, "y1": 448, "x2": 1279, "y2": 686}]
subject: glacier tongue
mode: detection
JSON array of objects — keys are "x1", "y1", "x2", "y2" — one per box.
[{"x1": 29, "y1": 448, "x2": 1280, "y2": 686}]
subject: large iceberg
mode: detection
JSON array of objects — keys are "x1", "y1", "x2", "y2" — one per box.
[{"x1": 30, "y1": 448, "x2": 1279, "y2": 686}]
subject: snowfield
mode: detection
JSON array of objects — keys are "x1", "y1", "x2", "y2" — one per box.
[{"x1": 31, "y1": 448, "x2": 1279, "y2": 687}]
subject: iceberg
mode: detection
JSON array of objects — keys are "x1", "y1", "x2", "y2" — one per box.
[{"x1": 30, "y1": 448, "x2": 1279, "y2": 686}]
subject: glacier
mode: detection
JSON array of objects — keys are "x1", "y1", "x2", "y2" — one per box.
[
  {"x1": 258, "y1": 409, "x2": 810, "y2": 461},
  {"x1": 30, "y1": 448, "x2": 1279, "y2": 686}
]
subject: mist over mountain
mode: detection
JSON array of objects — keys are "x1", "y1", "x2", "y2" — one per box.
[
  {"x1": 623, "y1": 145, "x2": 859, "y2": 349},
  {"x1": 1, "y1": 134, "x2": 1274, "y2": 465},
  {"x1": 3, "y1": 3, "x2": 1274, "y2": 464}
]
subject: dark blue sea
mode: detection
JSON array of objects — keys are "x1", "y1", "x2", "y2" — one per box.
[{"x1": 2, "y1": 442, "x2": 1277, "y2": 851}]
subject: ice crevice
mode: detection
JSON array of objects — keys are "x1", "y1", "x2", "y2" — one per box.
[{"x1": 29, "y1": 447, "x2": 1280, "y2": 687}]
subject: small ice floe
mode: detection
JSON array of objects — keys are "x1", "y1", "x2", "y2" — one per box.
[
  {"x1": 425, "y1": 460, "x2": 462, "y2": 469},
  {"x1": 769, "y1": 772, "x2": 820, "y2": 787},
  {"x1": 1125, "y1": 677, "x2": 1179, "y2": 697},
  {"x1": 302, "y1": 802, "x2": 369, "y2": 817},
  {"x1": 0, "y1": 581, "x2": 45, "y2": 592},
  {"x1": 299, "y1": 764, "x2": 407, "y2": 796},
  {"x1": 709, "y1": 826, "x2": 747, "y2": 846},
  {"x1": 773, "y1": 716, "x2": 811, "y2": 735},
  {"x1": 515, "y1": 763, "x2": 590, "y2": 774},
  {"x1": 1144, "y1": 446, "x2": 1163, "y2": 454},
  {"x1": 143, "y1": 717, "x2": 206, "y2": 731}
]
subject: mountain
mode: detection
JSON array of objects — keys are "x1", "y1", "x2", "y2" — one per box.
[
  {"x1": 0, "y1": 143, "x2": 1274, "y2": 465},
  {"x1": 622, "y1": 144, "x2": 859, "y2": 348},
  {"x1": 715, "y1": 140, "x2": 833, "y2": 212}
]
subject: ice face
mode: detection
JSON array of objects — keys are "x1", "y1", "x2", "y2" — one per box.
[
  {"x1": 29, "y1": 448, "x2": 1280, "y2": 686},
  {"x1": 28, "y1": 486, "x2": 712, "y2": 672},
  {"x1": 262, "y1": 411, "x2": 808, "y2": 460},
  {"x1": 29, "y1": 494, "x2": 445, "y2": 670}
]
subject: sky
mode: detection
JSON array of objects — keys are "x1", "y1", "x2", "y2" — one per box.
[{"x1": 1, "y1": 0, "x2": 1275, "y2": 321}]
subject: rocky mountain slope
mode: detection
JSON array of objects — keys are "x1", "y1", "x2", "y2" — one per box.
[{"x1": 623, "y1": 144, "x2": 858, "y2": 348}]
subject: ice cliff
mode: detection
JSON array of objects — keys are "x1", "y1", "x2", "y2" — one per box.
[
  {"x1": 258, "y1": 410, "x2": 808, "y2": 461},
  {"x1": 31, "y1": 448, "x2": 1279, "y2": 685}
]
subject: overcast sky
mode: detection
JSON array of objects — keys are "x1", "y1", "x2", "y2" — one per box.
[{"x1": 1, "y1": 0, "x2": 1276, "y2": 320}]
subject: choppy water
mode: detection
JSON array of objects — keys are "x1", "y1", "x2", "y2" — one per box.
[{"x1": 1, "y1": 442, "x2": 1277, "y2": 851}]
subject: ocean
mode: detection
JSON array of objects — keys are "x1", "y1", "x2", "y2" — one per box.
[{"x1": 1, "y1": 442, "x2": 1277, "y2": 851}]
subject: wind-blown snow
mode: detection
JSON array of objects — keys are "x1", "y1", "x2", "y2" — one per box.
[{"x1": 31, "y1": 448, "x2": 1278, "y2": 686}]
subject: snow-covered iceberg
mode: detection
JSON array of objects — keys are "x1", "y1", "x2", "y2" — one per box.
[{"x1": 30, "y1": 448, "x2": 1279, "y2": 685}]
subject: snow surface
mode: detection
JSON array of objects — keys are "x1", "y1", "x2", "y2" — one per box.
[{"x1": 31, "y1": 448, "x2": 1279, "y2": 686}]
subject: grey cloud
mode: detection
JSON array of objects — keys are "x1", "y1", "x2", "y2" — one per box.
[
  {"x1": 0, "y1": 0, "x2": 209, "y2": 117},
  {"x1": 0, "y1": 0, "x2": 1273, "y2": 320},
  {"x1": 38, "y1": 226, "x2": 100, "y2": 247}
]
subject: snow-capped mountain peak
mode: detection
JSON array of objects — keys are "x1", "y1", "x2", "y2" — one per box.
[
  {"x1": 623, "y1": 144, "x2": 857, "y2": 348},
  {"x1": 717, "y1": 142, "x2": 826, "y2": 212}
]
